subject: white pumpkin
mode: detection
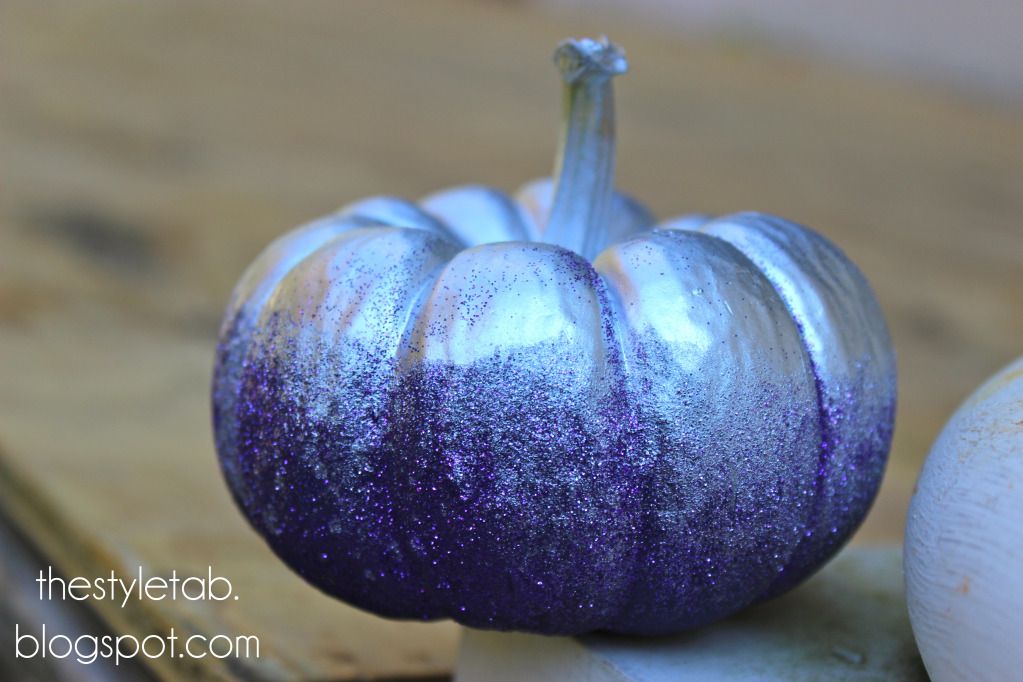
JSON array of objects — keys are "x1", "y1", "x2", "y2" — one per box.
[{"x1": 905, "y1": 356, "x2": 1023, "y2": 681}]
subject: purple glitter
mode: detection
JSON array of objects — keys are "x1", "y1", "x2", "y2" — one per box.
[{"x1": 212, "y1": 206, "x2": 895, "y2": 635}]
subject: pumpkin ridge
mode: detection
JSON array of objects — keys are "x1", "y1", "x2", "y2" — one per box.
[
  {"x1": 339, "y1": 195, "x2": 467, "y2": 248},
  {"x1": 229, "y1": 225, "x2": 461, "y2": 620},
  {"x1": 592, "y1": 229, "x2": 819, "y2": 632},
  {"x1": 419, "y1": 185, "x2": 532, "y2": 247},
  {"x1": 221, "y1": 214, "x2": 366, "y2": 328},
  {"x1": 694, "y1": 213, "x2": 894, "y2": 597},
  {"x1": 251, "y1": 227, "x2": 396, "y2": 330},
  {"x1": 383, "y1": 244, "x2": 459, "y2": 620},
  {"x1": 386, "y1": 242, "x2": 636, "y2": 630},
  {"x1": 652, "y1": 227, "x2": 819, "y2": 604},
  {"x1": 692, "y1": 219, "x2": 838, "y2": 593},
  {"x1": 213, "y1": 218, "x2": 370, "y2": 507},
  {"x1": 377, "y1": 260, "x2": 458, "y2": 621},
  {"x1": 592, "y1": 268, "x2": 655, "y2": 630}
]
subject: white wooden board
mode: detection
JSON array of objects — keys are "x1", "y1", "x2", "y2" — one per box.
[{"x1": 457, "y1": 547, "x2": 926, "y2": 681}]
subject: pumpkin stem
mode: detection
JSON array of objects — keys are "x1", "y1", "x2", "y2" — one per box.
[{"x1": 543, "y1": 37, "x2": 627, "y2": 259}]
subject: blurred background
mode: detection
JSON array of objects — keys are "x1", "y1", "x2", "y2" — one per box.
[
  {"x1": 545, "y1": 0, "x2": 1023, "y2": 103},
  {"x1": 1, "y1": 1, "x2": 1020, "y2": 679}
]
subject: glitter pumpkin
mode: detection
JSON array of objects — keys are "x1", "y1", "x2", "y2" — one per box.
[{"x1": 212, "y1": 38, "x2": 896, "y2": 635}]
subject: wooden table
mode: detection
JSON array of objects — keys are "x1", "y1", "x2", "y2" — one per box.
[{"x1": 1, "y1": 1, "x2": 1021, "y2": 679}]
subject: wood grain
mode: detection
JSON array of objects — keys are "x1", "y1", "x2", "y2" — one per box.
[{"x1": 1, "y1": 0, "x2": 1021, "y2": 679}]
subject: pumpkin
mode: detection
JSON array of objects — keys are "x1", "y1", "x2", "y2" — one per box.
[
  {"x1": 905, "y1": 357, "x2": 1023, "y2": 680},
  {"x1": 212, "y1": 37, "x2": 895, "y2": 635}
]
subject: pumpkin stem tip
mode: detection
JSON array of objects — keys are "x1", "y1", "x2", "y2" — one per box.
[{"x1": 554, "y1": 37, "x2": 628, "y2": 84}]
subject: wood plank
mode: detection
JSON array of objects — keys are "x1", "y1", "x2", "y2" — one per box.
[
  {"x1": 0, "y1": 519, "x2": 154, "y2": 681},
  {"x1": 1, "y1": 0, "x2": 1021, "y2": 678}
]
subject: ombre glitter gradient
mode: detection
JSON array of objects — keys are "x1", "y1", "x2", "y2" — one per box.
[{"x1": 211, "y1": 188, "x2": 896, "y2": 635}]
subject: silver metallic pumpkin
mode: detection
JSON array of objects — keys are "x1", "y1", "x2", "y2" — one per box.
[{"x1": 212, "y1": 37, "x2": 896, "y2": 634}]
